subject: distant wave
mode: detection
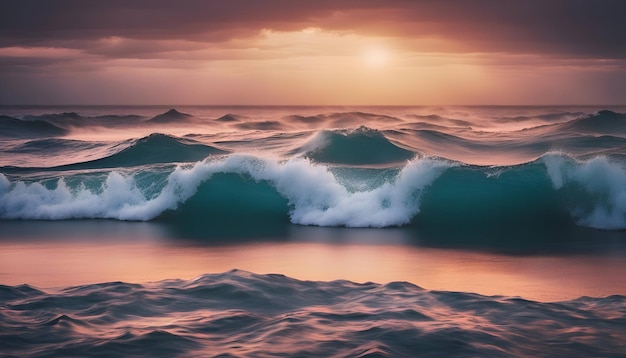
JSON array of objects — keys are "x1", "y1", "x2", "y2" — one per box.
[
  {"x1": 234, "y1": 120, "x2": 285, "y2": 131},
  {"x1": 557, "y1": 110, "x2": 626, "y2": 134},
  {"x1": 1, "y1": 133, "x2": 228, "y2": 170},
  {"x1": 1, "y1": 153, "x2": 625, "y2": 230},
  {"x1": 215, "y1": 113, "x2": 241, "y2": 122},
  {"x1": 405, "y1": 113, "x2": 473, "y2": 128},
  {"x1": 60, "y1": 133, "x2": 228, "y2": 169},
  {"x1": 147, "y1": 108, "x2": 192, "y2": 124},
  {"x1": 0, "y1": 115, "x2": 68, "y2": 138},
  {"x1": 22, "y1": 111, "x2": 83, "y2": 125},
  {"x1": 4, "y1": 138, "x2": 100, "y2": 154},
  {"x1": 15, "y1": 108, "x2": 197, "y2": 128},
  {"x1": 298, "y1": 126, "x2": 415, "y2": 165},
  {"x1": 281, "y1": 114, "x2": 325, "y2": 126},
  {"x1": 1, "y1": 270, "x2": 624, "y2": 357},
  {"x1": 22, "y1": 112, "x2": 145, "y2": 127},
  {"x1": 495, "y1": 111, "x2": 587, "y2": 124},
  {"x1": 322, "y1": 111, "x2": 404, "y2": 127}
]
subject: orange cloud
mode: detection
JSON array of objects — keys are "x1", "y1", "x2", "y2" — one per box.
[{"x1": 1, "y1": 1, "x2": 625, "y2": 105}]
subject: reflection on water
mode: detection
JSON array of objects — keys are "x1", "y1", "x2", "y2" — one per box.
[
  {"x1": 1, "y1": 220, "x2": 624, "y2": 302},
  {"x1": 4, "y1": 269, "x2": 625, "y2": 357}
]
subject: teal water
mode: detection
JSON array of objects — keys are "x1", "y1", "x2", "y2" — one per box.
[{"x1": 1, "y1": 106, "x2": 626, "y2": 356}]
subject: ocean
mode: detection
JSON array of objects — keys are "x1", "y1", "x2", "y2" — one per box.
[{"x1": 1, "y1": 105, "x2": 625, "y2": 356}]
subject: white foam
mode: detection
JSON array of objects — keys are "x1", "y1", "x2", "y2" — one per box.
[
  {"x1": 298, "y1": 131, "x2": 330, "y2": 154},
  {"x1": 544, "y1": 153, "x2": 626, "y2": 230},
  {"x1": 0, "y1": 155, "x2": 452, "y2": 227},
  {"x1": 0, "y1": 172, "x2": 147, "y2": 220},
  {"x1": 209, "y1": 155, "x2": 451, "y2": 227}
]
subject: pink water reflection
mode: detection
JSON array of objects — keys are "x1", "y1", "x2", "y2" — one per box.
[{"x1": 2, "y1": 238, "x2": 624, "y2": 302}]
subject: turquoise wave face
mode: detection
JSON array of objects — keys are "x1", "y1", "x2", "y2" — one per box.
[
  {"x1": 298, "y1": 126, "x2": 415, "y2": 165},
  {"x1": 1, "y1": 153, "x2": 625, "y2": 231},
  {"x1": 62, "y1": 133, "x2": 229, "y2": 169},
  {"x1": 1, "y1": 107, "x2": 626, "y2": 235}
]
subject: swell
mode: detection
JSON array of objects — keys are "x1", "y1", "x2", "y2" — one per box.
[
  {"x1": 1, "y1": 270, "x2": 625, "y2": 357},
  {"x1": 391, "y1": 124, "x2": 626, "y2": 165},
  {"x1": 295, "y1": 126, "x2": 415, "y2": 165},
  {"x1": 1, "y1": 133, "x2": 229, "y2": 170},
  {"x1": 1, "y1": 153, "x2": 625, "y2": 231},
  {"x1": 556, "y1": 110, "x2": 626, "y2": 134},
  {"x1": 0, "y1": 115, "x2": 68, "y2": 138},
  {"x1": 61, "y1": 133, "x2": 228, "y2": 169}
]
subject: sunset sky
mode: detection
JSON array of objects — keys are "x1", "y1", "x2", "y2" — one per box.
[{"x1": 1, "y1": 0, "x2": 625, "y2": 105}]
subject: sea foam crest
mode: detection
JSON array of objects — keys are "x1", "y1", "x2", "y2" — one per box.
[
  {"x1": 0, "y1": 155, "x2": 451, "y2": 227},
  {"x1": 0, "y1": 172, "x2": 148, "y2": 220},
  {"x1": 543, "y1": 153, "x2": 626, "y2": 229}
]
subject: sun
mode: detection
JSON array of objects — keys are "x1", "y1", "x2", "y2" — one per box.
[{"x1": 363, "y1": 46, "x2": 390, "y2": 68}]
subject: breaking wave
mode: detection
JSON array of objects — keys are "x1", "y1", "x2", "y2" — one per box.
[
  {"x1": 0, "y1": 155, "x2": 449, "y2": 227},
  {"x1": 1, "y1": 153, "x2": 625, "y2": 230}
]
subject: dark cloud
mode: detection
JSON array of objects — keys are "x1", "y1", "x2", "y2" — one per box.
[{"x1": 1, "y1": 0, "x2": 625, "y2": 58}]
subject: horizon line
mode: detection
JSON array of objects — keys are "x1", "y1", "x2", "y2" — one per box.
[{"x1": 2, "y1": 103, "x2": 626, "y2": 107}]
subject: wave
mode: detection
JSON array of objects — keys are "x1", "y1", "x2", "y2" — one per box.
[
  {"x1": 557, "y1": 110, "x2": 626, "y2": 135},
  {"x1": 298, "y1": 127, "x2": 415, "y2": 165},
  {"x1": 405, "y1": 113, "x2": 473, "y2": 128},
  {"x1": 496, "y1": 111, "x2": 587, "y2": 124},
  {"x1": 60, "y1": 133, "x2": 228, "y2": 169},
  {"x1": 1, "y1": 153, "x2": 625, "y2": 231},
  {"x1": 233, "y1": 120, "x2": 285, "y2": 131},
  {"x1": 147, "y1": 108, "x2": 192, "y2": 124},
  {"x1": 4, "y1": 138, "x2": 100, "y2": 154},
  {"x1": 0, "y1": 155, "x2": 448, "y2": 227},
  {"x1": 282, "y1": 114, "x2": 325, "y2": 126},
  {"x1": 418, "y1": 154, "x2": 626, "y2": 231},
  {"x1": 412, "y1": 129, "x2": 486, "y2": 149},
  {"x1": 543, "y1": 153, "x2": 626, "y2": 229},
  {"x1": 215, "y1": 113, "x2": 241, "y2": 122},
  {"x1": 22, "y1": 111, "x2": 83, "y2": 125},
  {"x1": 322, "y1": 111, "x2": 404, "y2": 127},
  {"x1": 22, "y1": 112, "x2": 146, "y2": 128},
  {"x1": 0, "y1": 138, "x2": 108, "y2": 168},
  {"x1": 0, "y1": 115, "x2": 68, "y2": 138},
  {"x1": 514, "y1": 109, "x2": 626, "y2": 138},
  {"x1": 1, "y1": 270, "x2": 624, "y2": 357}
]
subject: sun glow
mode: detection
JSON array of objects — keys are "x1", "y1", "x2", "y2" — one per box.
[{"x1": 363, "y1": 46, "x2": 390, "y2": 68}]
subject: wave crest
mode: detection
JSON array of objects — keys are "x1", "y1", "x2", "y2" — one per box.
[
  {"x1": 543, "y1": 153, "x2": 626, "y2": 229},
  {"x1": 0, "y1": 155, "x2": 449, "y2": 227},
  {"x1": 299, "y1": 127, "x2": 415, "y2": 165},
  {"x1": 2, "y1": 153, "x2": 625, "y2": 230}
]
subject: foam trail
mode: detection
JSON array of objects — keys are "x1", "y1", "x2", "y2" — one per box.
[{"x1": 543, "y1": 153, "x2": 626, "y2": 229}]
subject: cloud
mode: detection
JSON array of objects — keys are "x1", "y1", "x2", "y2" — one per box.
[
  {"x1": 1, "y1": 0, "x2": 625, "y2": 59},
  {"x1": 1, "y1": 0, "x2": 625, "y2": 105}
]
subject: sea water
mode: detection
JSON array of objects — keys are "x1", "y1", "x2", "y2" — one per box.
[{"x1": 1, "y1": 106, "x2": 625, "y2": 356}]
